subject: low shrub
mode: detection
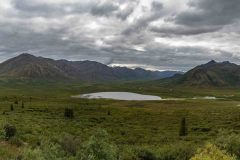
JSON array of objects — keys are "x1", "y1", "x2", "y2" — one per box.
[
  {"x1": 64, "y1": 108, "x2": 74, "y2": 119},
  {"x1": 4, "y1": 124, "x2": 16, "y2": 140},
  {"x1": 9, "y1": 137, "x2": 23, "y2": 147},
  {"x1": 190, "y1": 143, "x2": 236, "y2": 160},
  {"x1": 157, "y1": 143, "x2": 195, "y2": 160},
  {"x1": 22, "y1": 101, "x2": 25, "y2": 108},
  {"x1": 136, "y1": 148, "x2": 157, "y2": 160},
  {"x1": 214, "y1": 130, "x2": 240, "y2": 159},
  {"x1": 23, "y1": 141, "x2": 68, "y2": 160},
  {"x1": 60, "y1": 133, "x2": 79, "y2": 156},
  {"x1": 10, "y1": 104, "x2": 14, "y2": 111},
  {"x1": 78, "y1": 129, "x2": 119, "y2": 160}
]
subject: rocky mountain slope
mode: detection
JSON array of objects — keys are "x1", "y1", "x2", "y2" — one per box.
[
  {"x1": 177, "y1": 60, "x2": 240, "y2": 86},
  {"x1": 0, "y1": 53, "x2": 181, "y2": 82}
]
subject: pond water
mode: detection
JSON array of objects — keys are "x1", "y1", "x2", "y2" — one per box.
[
  {"x1": 72, "y1": 92, "x2": 220, "y2": 101},
  {"x1": 72, "y1": 92, "x2": 162, "y2": 101},
  {"x1": 193, "y1": 96, "x2": 217, "y2": 100}
]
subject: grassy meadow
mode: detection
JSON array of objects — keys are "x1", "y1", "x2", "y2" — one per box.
[{"x1": 0, "y1": 80, "x2": 239, "y2": 159}]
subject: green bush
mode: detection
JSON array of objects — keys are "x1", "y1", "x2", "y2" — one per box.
[
  {"x1": 214, "y1": 131, "x2": 240, "y2": 159},
  {"x1": 190, "y1": 143, "x2": 236, "y2": 160},
  {"x1": 78, "y1": 129, "x2": 118, "y2": 160},
  {"x1": 64, "y1": 108, "x2": 74, "y2": 119},
  {"x1": 60, "y1": 133, "x2": 79, "y2": 156},
  {"x1": 23, "y1": 141, "x2": 68, "y2": 160},
  {"x1": 4, "y1": 124, "x2": 16, "y2": 140},
  {"x1": 23, "y1": 147, "x2": 44, "y2": 160},
  {"x1": 22, "y1": 130, "x2": 118, "y2": 160},
  {"x1": 136, "y1": 148, "x2": 157, "y2": 160},
  {"x1": 157, "y1": 143, "x2": 195, "y2": 160},
  {"x1": 118, "y1": 145, "x2": 136, "y2": 160},
  {"x1": 9, "y1": 137, "x2": 23, "y2": 147},
  {"x1": 133, "y1": 142, "x2": 195, "y2": 160},
  {"x1": 14, "y1": 99, "x2": 18, "y2": 105}
]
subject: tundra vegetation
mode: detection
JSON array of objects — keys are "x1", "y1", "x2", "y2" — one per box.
[{"x1": 0, "y1": 80, "x2": 239, "y2": 159}]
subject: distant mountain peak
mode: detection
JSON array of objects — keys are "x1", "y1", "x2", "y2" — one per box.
[
  {"x1": 12, "y1": 53, "x2": 39, "y2": 62},
  {"x1": 202, "y1": 60, "x2": 217, "y2": 67},
  {"x1": 0, "y1": 54, "x2": 180, "y2": 81},
  {"x1": 17, "y1": 53, "x2": 36, "y2": 58},
  {"x1": 178, "y1": 60, "x2": 240, "y2": 86},
  {"x1": 208, "y1": 60, "x2": 216, "y2": 64},
  {"x1": 134, "y1": 67, "x2": 146, "y2": 71}
]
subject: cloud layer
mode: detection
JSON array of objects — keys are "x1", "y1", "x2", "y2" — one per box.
[{"x1": 0, "y1": 0, "x2": 239, "y2": 71}]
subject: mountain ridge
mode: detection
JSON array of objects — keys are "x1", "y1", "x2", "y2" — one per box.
[
  {"x1": 0, "y1": 53, "x2": 182, "y2": 82},
  {"x1": 174, "y1": 60, "x2": 240, "y2": 86}
]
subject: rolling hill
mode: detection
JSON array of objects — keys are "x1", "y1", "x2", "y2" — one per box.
[{"x1": 0, "y1": 53, "x2": 181, "y2": 82}]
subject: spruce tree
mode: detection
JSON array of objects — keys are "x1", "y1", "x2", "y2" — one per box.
[
  {"x1": 64, "y1": 108, "x2": 74, "y2": 119},
  {"x1": 22, "y1": 101, "x2": 24, "y2": 108},
  {"x1": 10, "y1": 104, "x2": 14, "y2": 111},
  {"x1": 179, "y1": 117, "x2": 187, "y2": 136}
]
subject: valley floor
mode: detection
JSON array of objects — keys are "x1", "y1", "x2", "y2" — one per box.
[{"x1": 0, "y1": 80, "x2": 239, "y2": 159}]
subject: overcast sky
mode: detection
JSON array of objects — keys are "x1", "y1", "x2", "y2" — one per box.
[{"x1": 0, "y1": 0, "x2": 239, "y2": 71}]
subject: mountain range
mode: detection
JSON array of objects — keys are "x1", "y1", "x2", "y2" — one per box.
[
  {"x1": 173, "y1": 60, "x2": 240, "y2": 86},
  {"x1": 1, "y1": 53, "x2": 239, "y2": 86},
  {"x1": 0, "y1": 53, "x2": 181, "y2": 82}
]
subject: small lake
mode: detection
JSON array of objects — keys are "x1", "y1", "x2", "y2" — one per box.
[
  {"x1": 72, "y1": 92, "x2": 162, "y2": 101},
  {"x1": 72, "y1": 92, "x2": 220, "y2": 101}
]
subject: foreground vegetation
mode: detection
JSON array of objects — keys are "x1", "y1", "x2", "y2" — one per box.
[{"x1": 0, "y1": 80, "x2": 239, "y2": 159}]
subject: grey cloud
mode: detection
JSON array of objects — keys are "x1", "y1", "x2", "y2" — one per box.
[
  {"x1": 151, "y1": 1, "x2": 164, "y2": 12},
  {"x1": 147, "y1": 0, "x2": 240, "y2": 37},
  {"x1": 12, "y1": 0, "x2": 137, "y2": 21},
  {"x1": 175, "y1": 0, "x2": 240, "y2": 30},
  {"x1": 116, "y1": 2, "x2": 138, "y2": 20},
  {"x1": 150, "y1": 25, "x2": 221, "y2": 36},
  {"x1": 12, "y1": 0, "x2": 93, "y2": 17},
  {"x1": 82, "y1": 45, "x2": 238, "y2": 71},
  {"x1": 0, "y1": 0, "x2": 239, "y2": 71},
  {"x1": 122, "y1": 1, "x2": 164, "y2": 35},
  {"x1": 90, "y1": 1, "x2": 119, "y2": 16}
]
